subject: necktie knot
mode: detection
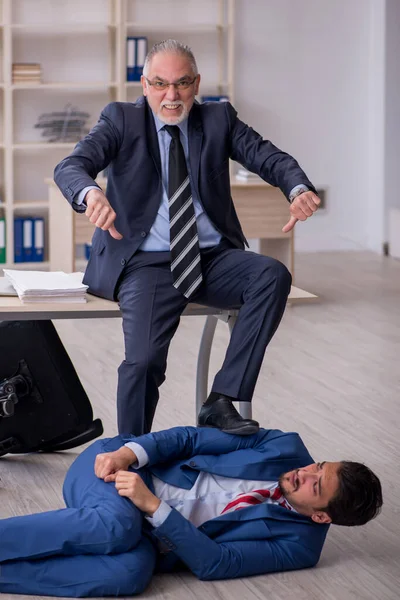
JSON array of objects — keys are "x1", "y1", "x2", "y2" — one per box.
[{"x1": 164, "y1": 125, "x2": 180, "y2": 140}]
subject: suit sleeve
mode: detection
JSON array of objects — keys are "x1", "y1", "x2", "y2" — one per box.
[
  {"x1": 152, "y1": 507, "x2": 318, "y2": 580},
  {"x1": 121, "y1": 426, "x2": 276, "y2": 466},
  {"x1": 54, "y1": 102, "x2": 124, "y2": 208},
  {"x1": 224, "y1": 102, "x2": 317, "y2": 199}
]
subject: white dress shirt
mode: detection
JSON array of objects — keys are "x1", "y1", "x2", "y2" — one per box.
[{"x1": 125, "y1": 441, "x2": 295, "y2": 528}]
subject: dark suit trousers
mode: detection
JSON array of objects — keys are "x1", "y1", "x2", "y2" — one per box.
[{"x1": 116, "y1": 240, "x2": 292, "y2": 435}]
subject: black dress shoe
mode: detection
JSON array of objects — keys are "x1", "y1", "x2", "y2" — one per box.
[{"x1": 197, "y1": 397, "x2": 259, "y2": 436}]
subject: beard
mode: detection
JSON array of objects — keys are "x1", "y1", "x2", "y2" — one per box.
[
  {"x1": 278, "y1": 472, "x2": 291, "y2": 498},
  {"x1": 157, "y1": 101, "x2": 189, "y2": 125}
]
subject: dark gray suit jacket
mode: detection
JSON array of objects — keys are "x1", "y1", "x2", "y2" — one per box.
[{"x1": 54, "y1": 97, "x2": 316, "y2": 300}]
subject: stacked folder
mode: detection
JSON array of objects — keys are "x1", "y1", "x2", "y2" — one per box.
[
  {"x1": 0, "y1": 215, "x2": 5, "y2": 263},
  {"x1": 14, "y1": 216, "x2": 44, "y2": 262},
  {"x1": 3, "y1": 270, "x2": 88, "y2": 304},
  {"x1": 126, "y1": 37, "x2": 147, "y2": 81}
]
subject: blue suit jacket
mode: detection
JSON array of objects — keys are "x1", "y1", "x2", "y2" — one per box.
[
  {"x1": 54, "y1": 98, "x2": 316, "y2": 301},
  {"x1": 117, "y1": 426, "x2": 330, "y2": 580}
]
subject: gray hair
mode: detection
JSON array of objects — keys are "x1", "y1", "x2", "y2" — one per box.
[{"x1": 143, "y1": 39, "x2": 198, "y2": 77}]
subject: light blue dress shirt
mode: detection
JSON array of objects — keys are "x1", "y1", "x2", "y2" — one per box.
[
  {"x1": 78, "y1": 113, "x2": 222, "y2": 250},
  {"x1": 139, "y1": 114, "x2": 222, "y2": 250}
]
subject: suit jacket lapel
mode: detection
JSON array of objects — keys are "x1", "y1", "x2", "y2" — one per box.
[
  {"x1": 144, "y1": 98, "x2": 162, "y2": 178},
  {"x1": 200, "y1": 501, "x2": 317, "y2": 539},
  {"x1": 188, "y1": 102, "x2": 203, "y2": 199},
  {"x1": 216, "y1": 500, "x2": 310, "y2": 525}
]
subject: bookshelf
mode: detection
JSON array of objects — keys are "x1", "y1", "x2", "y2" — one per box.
[{"x1": 0, "y1": 0, "x2": 234, "y2": 269}]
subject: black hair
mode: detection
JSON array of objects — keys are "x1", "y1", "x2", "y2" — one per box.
[{"x1": 323, "y1": 461, "x2": 383, "y2": 526}]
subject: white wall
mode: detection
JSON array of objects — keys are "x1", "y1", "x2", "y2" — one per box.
[
  {"x1": 385, "y1": 0, "x2": 400, "y2": 217},
  {"x1": 234, "y1": 0, "x2": 387, "y2": 253},
  {"x1": 384, "y1": 0, "x2": 400, "y2": 213}
]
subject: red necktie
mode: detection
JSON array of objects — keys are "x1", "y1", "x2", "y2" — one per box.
[{"x1": 221, "y1": 484, "x2": 292, "y2": 515}]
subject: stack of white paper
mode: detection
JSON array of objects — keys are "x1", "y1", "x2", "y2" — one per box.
[{"x1": 3, "y1": 270, "x2": 88, "y2": 303}]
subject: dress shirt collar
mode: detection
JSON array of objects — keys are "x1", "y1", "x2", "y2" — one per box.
[{"x1": 153, "y1": 112, "x2": 188, "y2": 139}]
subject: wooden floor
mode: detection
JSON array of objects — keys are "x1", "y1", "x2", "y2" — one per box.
[{"x1": 1, "y1": 251, "x2": 399, "y2": 600}]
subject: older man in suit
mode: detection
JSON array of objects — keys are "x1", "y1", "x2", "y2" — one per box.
[
  {"x1": 0, "y1": 425, "x2": 382, "y2": 597},
  {"x1": 54, "y1": 40, "x2": 321, "y2": 436}
]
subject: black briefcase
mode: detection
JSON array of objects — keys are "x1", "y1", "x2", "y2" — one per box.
[{"x1": 0, "y1": 320, "x2": 103, "y2": 457}]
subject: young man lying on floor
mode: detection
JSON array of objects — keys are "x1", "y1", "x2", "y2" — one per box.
[{"x1": 0, "y1": 425, "x2": 382, "y2": 597}]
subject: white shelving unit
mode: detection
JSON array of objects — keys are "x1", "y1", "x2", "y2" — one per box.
[{"x1": 0, "y1": 0, "x2": 234, "y2": 269}]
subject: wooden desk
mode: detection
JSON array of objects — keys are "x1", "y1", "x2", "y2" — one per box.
[
  {"x1": 0, "y1": 285, "x2": 316, "y2": 320},
  {"x1": 0, "y1": 286, "x2": 317, "y2": 421},
  {"x1": 231, "y1": 180, "x2": 294, "y2": 273}
]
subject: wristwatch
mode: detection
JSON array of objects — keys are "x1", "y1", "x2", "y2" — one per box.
[{"x1": 289, "y1": 185, "x2": 309, "y2": 204}]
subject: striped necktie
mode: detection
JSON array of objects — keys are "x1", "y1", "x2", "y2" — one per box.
[
  {"x1": 221, "y1": 484, "x2": 293, "y2": 515},
  {"x1": 164, "y1": 125, "x2": 202, "y2": 298}
]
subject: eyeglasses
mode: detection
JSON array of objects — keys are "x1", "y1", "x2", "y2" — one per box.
[{"x1": 144, "y1": 76, "x2": 197, "y2": 91}]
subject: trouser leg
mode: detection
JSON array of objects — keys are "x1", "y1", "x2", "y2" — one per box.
[
  {"x1": 0, "y1": 439, "x2": 143, "y2": 563},
  {"x1": 194, "y1": 243, "x2": 292, "y2": 401},
  {"x1": 116, "y1": 252, "x2": 188, "y2": 435},
  {"x1": 0, "y1": 537, "x2": 156, "y2": 598}
]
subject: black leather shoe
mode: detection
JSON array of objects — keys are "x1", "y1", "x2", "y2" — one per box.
[{"x1": 197, "y1": 397, "x2": 259, "y2": 436}]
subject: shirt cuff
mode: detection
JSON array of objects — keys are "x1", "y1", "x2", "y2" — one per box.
[
  {"x1": 145, "y1": 500, "x2": 172, "y2": 528},
  {"x1": 289, "y1": 184, "x2": 309, "y2": 203},
  {"x1": 75, "y1": 185, "x2": 99, "y2": 207},
  {"x1": 124, "y1": 442, "x2": 150, "y2": 468}
]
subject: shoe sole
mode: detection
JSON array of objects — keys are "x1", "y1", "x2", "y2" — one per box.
[{"x1": 197, "y1": 423, "x2": 259, "y2": 436}]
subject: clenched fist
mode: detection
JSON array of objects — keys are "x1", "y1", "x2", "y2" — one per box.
[
  {"x1": 85, "y1": 188, "x2": 123, "y2": 240},
  {"x1": 107, "y1": 470, "x2": 161, "y2": 516},
  {"x1": 95, "y1": 446, "x2": 136, "y2": 479},
  {"x1": 282, "y1": 191, "x2": 321, "y2": 233}
]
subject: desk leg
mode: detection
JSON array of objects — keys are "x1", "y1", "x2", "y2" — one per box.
[
  {"x1": 195, "y1": 314, "x2": 253, "y2": 423},
  {"x1": 195, "y1": 315, "x2": 218, "y2": 419}
]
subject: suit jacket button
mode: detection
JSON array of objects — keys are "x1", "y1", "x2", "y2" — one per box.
[
  {"x1": 189, "y1": 461, "x2": 196, "y2": 467},
  {"x1": 141, "y1": 231, "x2": 146, "y2": 237},
  {"x1": 121, "y1": 259, "x2": 126, "y2": 266}
]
